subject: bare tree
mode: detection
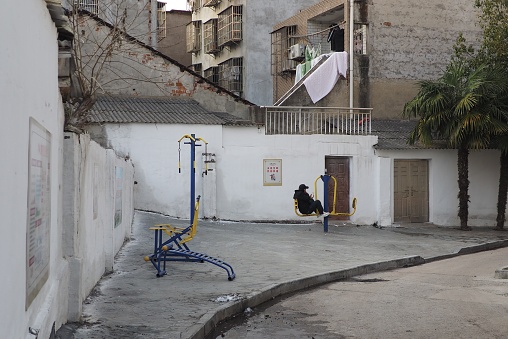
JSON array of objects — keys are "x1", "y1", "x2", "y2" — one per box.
[{"x1": 64, "y1": 0, "x2": 168, "y2": 131}]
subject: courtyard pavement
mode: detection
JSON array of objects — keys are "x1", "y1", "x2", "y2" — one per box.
[{"x1": 56, "y1": 211, "x2": 508, "y2": 339}]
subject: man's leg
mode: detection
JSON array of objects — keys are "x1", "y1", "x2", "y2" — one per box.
[{"x1": 308, "y1": 200, "x2": 324, "y2": 214}]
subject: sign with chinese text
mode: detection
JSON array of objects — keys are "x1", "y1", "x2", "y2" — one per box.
[
  {"x1": 26, "y1": 118, "x2": 51, "y2": 309},
  {"x1": 263, "y1": 159, "x2": 282, "y2": 186}
]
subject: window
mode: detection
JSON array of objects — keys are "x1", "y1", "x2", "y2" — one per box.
[
  {"x1": 190, "y1": 0, "x2": 202, "y2": 12},
  {"x1": 204, "y1": 66, "x2": 219, "y2": 85},
  {"x1": 75, "y1": 0, "x2": 99, "y2": 14},
  {"x1": 354, "y1": 24, "x2": 368, "y2": 55},
  {"x1": 157, "y1": 2, "x2": 167, "y2": 41},
  {"x1": 217, "y1": 5, "x2": 242, "y2": 47},
  {"x1": 218, "y1": 58, "x2": 243, "y2": 96},
  {"x1": 189, "y1": 64, "x2": 202, "y2": 75},
  {"x1": 271, "y1": 25, "x2": 299, "y2": 74},
  {"x1": 204, "y1": 19, "x2": 220, "y2": 54},
  {"x1": 203, "y1": 0, "x2": 221, "y2": 8},
  {"x1": 186, "y1": 21, "x2": 202, "y2": 53}
]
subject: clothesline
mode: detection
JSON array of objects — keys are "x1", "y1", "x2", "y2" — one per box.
[{"x1": 288, "y1": 21, "x2": 346, "y2": 39}]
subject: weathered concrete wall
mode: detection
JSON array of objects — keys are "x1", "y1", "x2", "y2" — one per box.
[
  {"x1": 368, "y1": 0, "x2": 481, "y2": 80},
  {"x1": 78, "y1": 15, "x2": 253, "y2": 119},
  {"x1": 62, "y1": 133, "x2": 134, "y2": 321},
  {"x1": 157, "y1": 10, "x2": 192, "y2": 66},
  {"x1": 0, "y1": 2, "x2": 68, "y2": 338},
  {"x1": 63, "y1": 0, "x2": 156, "y2": 46},
  {"x1": 89, "y1": 121, "x2": 503, "y2": 227},
  {"x1": 376, "y1": 148, "x2": 500, "y2": 227},
  {"x1": 87, "y1": 123, "x2": 380, "y2": 225}
]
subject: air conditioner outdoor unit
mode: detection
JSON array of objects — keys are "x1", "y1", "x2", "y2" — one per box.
[{"x1": 288, "y1": 44, "x2": 305, "y2": 60}]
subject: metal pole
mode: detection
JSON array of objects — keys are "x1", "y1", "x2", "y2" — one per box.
[
  {"x1": 321, "y1": 175, "x2": 330, "y2": 233},
  {"x1": 349, "y1": 0, "x2": 354, "y2": 109},
  {"x1": 190, "y1": 133, "x2": 196, "y2": 222}
]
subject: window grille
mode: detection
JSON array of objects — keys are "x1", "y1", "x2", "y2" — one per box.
[
  {"x1": 189, "y1": 0, "x2": 202, "y2": 12},
  {"x1": 186, "y1": 21, "x2": 202, "y2": 53},
  {"x1": 217, "y1": 6, "x2": 243, "y2": 47},
  {"x1": 75, "y1": 0, "x2": 99, "y2": 14},
  {"x1": 157, "y1": 2, "x2": 167, "y2": 41},
  {"x1": 203, "y1": 0, "x2": 221, "y2": 8},
  {"x1": 354, "y1": 24, "x2": 368, "y2": 55},
  {"x1": 190, "y1": 64, "x2": 202, "y2": 75},
  {"x1": 271, "y1": 25, "x2": 298, "y2": 75},
  {"x1": 204, "y1": 66, "x2": 219, "y2": 85},
  {"x1": 204, "y1": 19, "x2": 220, "y2": 54},
  {"x1": 218, "y1": 58, "x2": 243, "y2": 96}
]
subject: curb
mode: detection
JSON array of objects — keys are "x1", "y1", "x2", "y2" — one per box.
[
  {"x1": 183, "y1": 256, "x2": 425, "y2": 339},
  {"x1": 183, "y1": 240, "x2": 508, "y2": 339}
]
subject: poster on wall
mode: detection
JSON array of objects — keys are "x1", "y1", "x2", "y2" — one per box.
[
  {"x1": 26, "y1": 118, "x2": 51, "y2": 309},
  {"x1": 114, "y1": 166, "x2": 123, "y2": 227},
  {"x1": 263, "y1": 159, "x2": 282, "y2": 186}
]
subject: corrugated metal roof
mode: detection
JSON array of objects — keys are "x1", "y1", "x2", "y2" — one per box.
[
  {"x1": 373, "y1": 119, "x2": 448, "y2": 150},
  {"x1": 86, "y1": 96, "x2": 247, "y2": 125}
]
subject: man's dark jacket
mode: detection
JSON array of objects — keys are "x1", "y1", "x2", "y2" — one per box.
[{"x1": 293, "y1": 189, "x2": 313, "y2": 214}]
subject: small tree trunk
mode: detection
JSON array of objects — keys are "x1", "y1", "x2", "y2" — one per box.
[
  {"x1": 496, "y1": 151, "x2": 508, "y2": 230},
  {"x1": 457, "y1": 146, "x2": 470, "y2": 230}
]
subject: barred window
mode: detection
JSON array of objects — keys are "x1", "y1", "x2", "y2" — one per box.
[
  {"x1": 190, "y1": 0, "x2": 202, "y2": 12},
  {"x1": 186, "y1": 21, "x2": 202, "y2": 53},
  {"x1": 203, "y1": 0, "x2": 221, "y2": 8},
  {"x1": 218, "y1": 58, "x2": 243, "y2": 96},
  {"x1": 204, "y1": 66, "x2": 219, "y2": 85},
  {"x1": 189, "y1": 64, "x2": 202, "y2": 75},
  {"x1": 204, "y1": 19, "x2": 220, "y2": 54},
  {"x1": 157, "y1": 2, "x2": 167, "y2": 41},
  {"x1": 75, "y1": 0, "x2": 99, "y2": 14},
  {"x1": 271, "y1": 25, "x2": 299, "y2": 74},
  {"x1": 217, "y1": 5, "x2": 242, "y2": 47}
]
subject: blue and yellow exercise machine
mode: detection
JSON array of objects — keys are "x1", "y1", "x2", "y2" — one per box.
[
  {"x1": 294, "y1": 174, "x2": 357, "y2": 233},
  {"x1": 144, "y1": 134, "x2": 235, "y2": 280}
]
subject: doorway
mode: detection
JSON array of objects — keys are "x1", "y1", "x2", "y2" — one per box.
[
  {"x1": 394, "y1": 159, "x2": 429, "y2": 223},
  {"x1": 325, "y1": 157, "x2": 350, "y2": 220}
]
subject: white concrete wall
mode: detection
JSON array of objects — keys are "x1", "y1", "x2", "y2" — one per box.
[
  {"x1": 88, "y1": 123, "x2": 378, "y2": 225},
  {"x1": 63, "y1": 133, "x2": 135, "y2": 321},
  {"x1": 377, "y1": 149, "x2": 501, "y2": 227},
  {"x1": 78, "y1": 16, "x2": 253, "y2": 119},
  {"x1": 89, "y1": 122, "x2": 504, "y2": 228},
  {"x1": 0, "y1": 2, "x2": 67, "y2": 339}
]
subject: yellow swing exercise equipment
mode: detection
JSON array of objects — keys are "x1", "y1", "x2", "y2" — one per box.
[{"x1": 294, "y1": 174, "x2": 357, "y2": 232}]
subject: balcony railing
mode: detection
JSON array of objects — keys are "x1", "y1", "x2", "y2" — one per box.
[{"x1": 263, "y1": 106, "x2": 372, "y2": 135}]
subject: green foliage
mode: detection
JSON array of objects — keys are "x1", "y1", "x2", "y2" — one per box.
[
  {"x1": 403, "y1": 60, "x2": 508, "y2": 149},
  {"x1": 475, "y1": 0, "x2": 508, "y2": 64}
]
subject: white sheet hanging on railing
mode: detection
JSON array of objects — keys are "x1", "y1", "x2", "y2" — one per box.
[{"x1": 303, "y1": 52, "x2": 348, "y2": 103}]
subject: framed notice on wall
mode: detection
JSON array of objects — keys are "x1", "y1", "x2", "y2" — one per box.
[
  {"x1": 263, "y1": 159, "x2": 282, "y2": 186},
  {"x1": 26, "y1": 118, "x2": 51, "y2": 309}
]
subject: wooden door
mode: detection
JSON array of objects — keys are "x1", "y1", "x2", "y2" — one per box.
[
  {"x1": 325, "y1": 157, "x2": 350, "y2": 220},
  {"x1": 394, "y1": 160, "x2": 429, "y2": 223}
]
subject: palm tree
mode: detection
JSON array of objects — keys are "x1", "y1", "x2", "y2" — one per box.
[
  {"x1": 494, "y1": 136, "x2": 508, "y2": 229},
  {"x1": 403, "y1": 60, "x2": 508, "y2": 230}
]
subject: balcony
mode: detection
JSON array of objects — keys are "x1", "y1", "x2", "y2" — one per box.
[{"x1": 262, "y1": 106, "x2": 372, "y2": 135}]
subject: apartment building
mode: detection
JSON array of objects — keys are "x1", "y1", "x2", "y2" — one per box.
[
  {"x1": 271, "y1": 0, "x2": 482, "y2": 118},
  {"x1": 64, "y1": 0, "x2": 167, "y2": 47},
  {"x1": 157, "y1": 9, "x2": 192, "y2": 66},
  {"x1": 186, "y1": 0, "x2": 322, "y2": 105}
]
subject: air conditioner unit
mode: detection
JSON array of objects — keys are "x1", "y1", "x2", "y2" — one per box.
[{"x1": 288, "y1": 44, "x2": 305, "y2": 60}]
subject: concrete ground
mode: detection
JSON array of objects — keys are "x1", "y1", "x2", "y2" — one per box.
[
  {"x1": 215, "y1": 247, "x2": 508, "y2": 338},
  {"x1": 56, "y1": 211, "x2": 508, "y2": 339}
]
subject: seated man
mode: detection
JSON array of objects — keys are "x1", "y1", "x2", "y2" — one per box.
[{"x1": 293, "y1": 184, "x2": 330, "y2": 218}]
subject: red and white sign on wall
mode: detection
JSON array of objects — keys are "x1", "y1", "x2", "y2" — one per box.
[{"x1": 263, "y1": 159, "x2": 282, "y2": 186}]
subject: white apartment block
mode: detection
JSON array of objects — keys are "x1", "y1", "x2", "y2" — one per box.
[{"x1": 186, "y1": 0, "x2": 322, "y2": 105}]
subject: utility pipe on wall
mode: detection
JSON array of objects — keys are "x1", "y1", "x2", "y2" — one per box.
[{"x1": 349, "y1": 0, "x2": 354, "y2": 109}]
